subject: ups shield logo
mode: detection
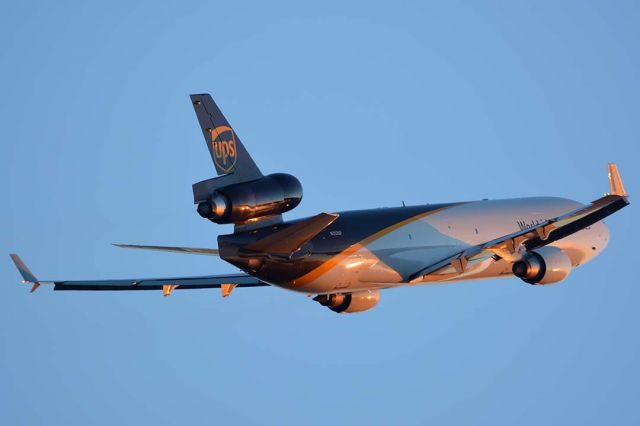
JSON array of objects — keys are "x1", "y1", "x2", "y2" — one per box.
[{"x1": 209, "y1": 126, "x2": 237, "y2": 173}]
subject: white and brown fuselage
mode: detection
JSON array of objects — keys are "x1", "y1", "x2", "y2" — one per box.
[{"x1": 220, "y1": 196, "x2": 610, "y2": 294}]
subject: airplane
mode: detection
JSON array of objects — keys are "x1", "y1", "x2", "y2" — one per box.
[{"x1": 10, "y1": 94, "x2": 630, "y2": 313}]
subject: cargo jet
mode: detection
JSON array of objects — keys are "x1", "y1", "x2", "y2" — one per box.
[{"x1": 10, "y1": 94, "x2": 630, "y2": 313}]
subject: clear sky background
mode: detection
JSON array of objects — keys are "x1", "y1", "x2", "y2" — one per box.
[{"x1": 1, "y1": 1, "x2": 638, "y2": 425}]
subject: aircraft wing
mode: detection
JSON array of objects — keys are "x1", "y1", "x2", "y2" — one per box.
[
  {"x1": 408, "y1": 164, "x2": 629, "y2": 283},
  {"x1": 9, "y1": 254, "x2": 268, "y2": 294}
]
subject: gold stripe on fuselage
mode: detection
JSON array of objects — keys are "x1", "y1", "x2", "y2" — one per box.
[{"x1": 293, "y1": 206, "x2": 454, "y2": 286}]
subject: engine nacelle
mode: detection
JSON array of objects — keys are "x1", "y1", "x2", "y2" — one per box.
[
  {"x1": 313, "y1": 290, "x2": 380, "y2": 313},
  {"x1": 512, "y1": 246, "x2": 572, "y2": 285},
  {"x1": 197, "y1": 173, "x2": 302, "y2": 224}
]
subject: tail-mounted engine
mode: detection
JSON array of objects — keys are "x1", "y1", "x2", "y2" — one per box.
[
  {"x1": 313, "y1": 290, "x2": 380, "y2": 313},
  {"x1": 190, "y1": 94, "x2": 303, "y2": 226},
  {"x1": 512, "y1": 246, "x2": 572, "y2": 285},
  {"x1": 196, "y1": 173, "x2": 302, "y2": 224}
]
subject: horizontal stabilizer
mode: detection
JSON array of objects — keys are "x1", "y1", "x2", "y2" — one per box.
[
  {"x1": 243, "y1": 212, "x2": 339, "y2": 256},
  {"x1": 113, "y1": 243, "x2": 219, "y2": 256}
]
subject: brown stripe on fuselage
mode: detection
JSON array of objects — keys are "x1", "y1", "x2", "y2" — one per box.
[{"x1": 293, "y1": 205, "x2": 456, "y2": 286}]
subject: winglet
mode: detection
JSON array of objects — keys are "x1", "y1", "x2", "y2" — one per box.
[
  {"x1": 9, "y1": 254, "x2": 41, "y2": 292},
  {"x1": 608, "y1": 163, "x2": 627, "y2": 197}
]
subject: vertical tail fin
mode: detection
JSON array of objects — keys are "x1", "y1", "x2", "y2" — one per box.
[{"x1": 190, "y1": 94, "x2": 263, "y2": 181}]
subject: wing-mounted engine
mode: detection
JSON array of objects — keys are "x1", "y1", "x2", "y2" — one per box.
[
  {"x1": 313, "y1": 290, "x2": 380, "y2": 313},
  {"x1": 196, "y1": 173, "x2": 302, "y2": 224},
  {"x1": 512, "y1": 246, "x2": 572, "y2": 285}
]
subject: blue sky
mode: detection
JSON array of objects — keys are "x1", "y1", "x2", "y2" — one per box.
[{"x1": 1, "y1": 1, "x2": 638, "y2": 424}]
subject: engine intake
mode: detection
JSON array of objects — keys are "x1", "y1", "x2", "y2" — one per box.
[
  {"x1": 197, "y1": 173, "x2": 302, "y2": 224},
  {"x1": 313, "y1": 290, "x2": 380, "y2": 313},
  {"x1": 512, "y1": 246, "x2": 572, "y2": 285}
]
